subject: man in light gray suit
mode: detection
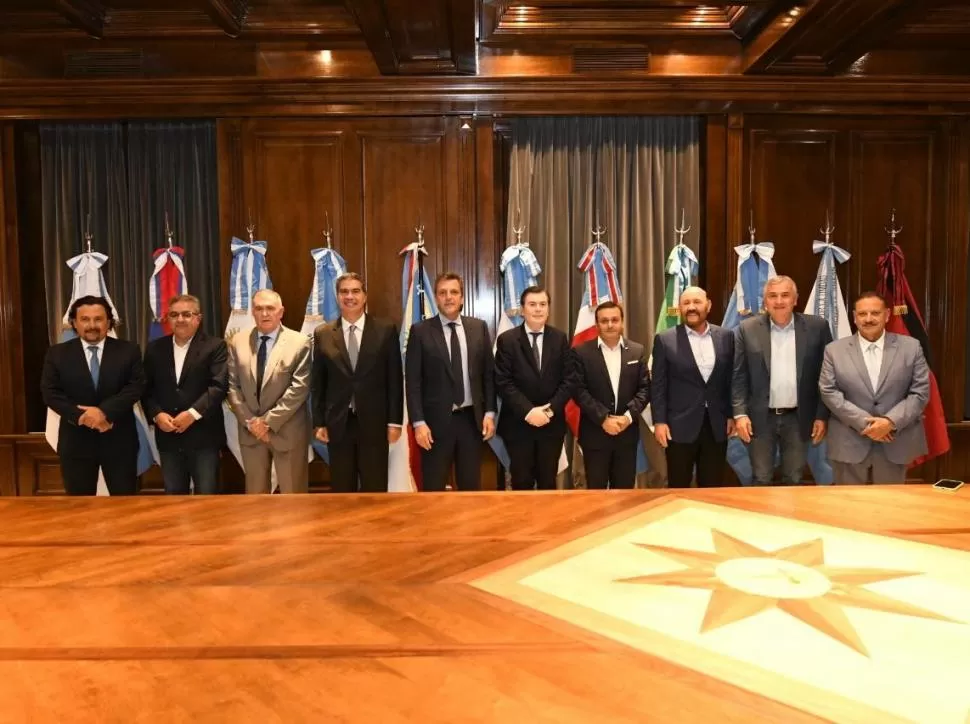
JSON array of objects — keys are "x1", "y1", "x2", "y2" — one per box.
[
  {"x1": 819, "y1": 291, "x2": 929, "y2": 484},
  {"x1": 733, "y1": 276, "x2": 833, "y2": 485},
  {"x1": 227, "y1": 289, "x2": 312, "y2": 494}
]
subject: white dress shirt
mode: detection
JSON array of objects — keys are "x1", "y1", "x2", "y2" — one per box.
[
  {"x1": 686, "y1": 324, "x2": 715, "y2": 383},
  {"x1": 598, "y1": 337, "x2": 632, "y2": 421},
  {"x1": 173, "y1": 335, "x2": 203, "y2": 420},
  {"x1": 769, "y1": 318, "x2": 798, "y2": 408},
  {"x1": 84, "y1": 337, "x2": 106, "y2": 371},
  {"x1": 341, "y1": 314, "x2": 365, "y2": 352},
  {"x1": 440, "y1": 314, "x2": 473, "y2": 409},
  {"x1": 860, "y1": 331, "x2": 885, "y2": 392}
]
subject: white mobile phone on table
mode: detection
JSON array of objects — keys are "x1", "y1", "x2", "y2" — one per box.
[{"x1": 932, "y1": 478, "x2": 964, "y2": 492}]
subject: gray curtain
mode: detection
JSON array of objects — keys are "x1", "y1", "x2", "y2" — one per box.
[
  {"x1": 504, "y1": 117, "x2": 701, "y2": 487},
  {"x1": 40, "y1": 121, "x2": 221, "y2": 349},
  {"x1": 40, "y1": 124, "x2": 132, "y2": 342},
  {"x1": 126, "y1": 121, "x2": 221, "y2": 340}
]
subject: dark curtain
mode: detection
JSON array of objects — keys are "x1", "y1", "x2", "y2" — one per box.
[
  {"x1": 40, "y1": 121, "x2": 220, "y2": 349},
  {"x1": 126, "y1": 121, "x2": 221, "y2": 340},
  {"x1": 40, "y1": 124, "x2": 131, "y2": 342}
]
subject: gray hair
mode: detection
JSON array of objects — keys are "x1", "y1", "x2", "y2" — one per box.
[
  {"x1": 168, "y1": 293, "x2": 202, "y2": 313},
  {"x1": 764, "y1": 275, "x2": 798, "y2": 298},
  {"x1": 252, "y1": 289, "x2": 283, "y2": 306}
]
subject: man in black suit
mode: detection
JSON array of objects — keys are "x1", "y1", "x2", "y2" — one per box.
[
  {"x1": 311, "y1": 272, "x2": 403, "y2": 493},
  {"x1": 571, "y1": 301, "x2": 650, "y2": 489},
  {"x1": 495, "y1": 285, "x2": 572, "y2": 490},
  {"x1": 651, "y1": 286, "x2": 735, "y2": 488},
  {"x1": 142, "y1": 294, "x2": 227, "y2": 495},
  {"x1": 405, "y1": 272, "x2": 496, "y2": 491},
  {"x1": 732, "y1": 275, "x2": 833, "y2": 486},
  {"x1": 41, "y1": 295, "x2": 146, "y2": 496}
]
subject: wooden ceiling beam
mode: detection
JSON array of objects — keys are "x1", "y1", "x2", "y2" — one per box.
[
  {"x1": 201, "y1": 0, "x2": 249, "y2": 38},
  {"x1": 342, "y1": 0, "x2": 400, "y2": 75},
  {"x1": 54, "y1": 0, "x2": 105, "y2": 39},
  {"x1": 742, "y1": 0, "x2": 943, "y2": 75}
]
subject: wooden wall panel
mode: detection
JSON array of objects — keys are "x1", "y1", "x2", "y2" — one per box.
[
  {"x1": 15, "y1": 435, "x2": 62, "y2": 496},
  {"x1": 0, "y1": 437, "x2": 17, "y2": 497},
  {"x1": 0, "y1": 124, "x2": 26, "y2": 435}
]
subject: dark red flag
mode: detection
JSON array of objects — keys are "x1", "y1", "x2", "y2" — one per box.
[{"x1": 876, "y1": 242, "x2": 950, "y2": 466}]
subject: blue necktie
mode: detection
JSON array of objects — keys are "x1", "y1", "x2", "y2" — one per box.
[
  {"x1": 256, "y1": 335, "x2": 269, "y2": 402},
  {"x1": 88, "y1": 346, "x2": 100, "y2": 388}
]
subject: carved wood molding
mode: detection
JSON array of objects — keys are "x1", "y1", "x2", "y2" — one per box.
[{"x1": 4, "y1": 76, "x2": 970, "y2": 118}]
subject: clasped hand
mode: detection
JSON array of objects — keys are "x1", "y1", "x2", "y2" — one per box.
[
  {"x1": 155, "y1": 411, "x2": 197, "y2": 434},
  {"x1": 247, "y1": 417, "x2": 271, "y2": 443},
  {"x1": 862, "y1": 416, "x2": 895, "y2": 442},
  {"x1": 601, "y1": 414, "x2": 632, "y2": 436},
  {"x1": 77, "y1": 405, "x2": 112, "y2": 432}
]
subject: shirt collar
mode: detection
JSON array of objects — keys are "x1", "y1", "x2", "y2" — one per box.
[
  {"x1": 258, "y1": 326, "x2": 282, "y2": 343},
  {"x1": 858, "y1": 331, "x2": 886, "y2": 351},
  {"x1": 770, "y1": 317, "x2": 795, "y2": 333},
  {"x1": 341, "y1": 315, "x2": 365, "y2": 333},
  {"x1": 685, "y1": 323, "x2": 711, "y2": 339},
  {"x1": 524, "y1": 325, "x2": 545, "y2": 336},
  {"x1": 439, "y1": 313, "x2": 462, "y2": 328},
  {"x1": 597, "y1": 336, "x2": 625, "y2": 351},
  {"x1": 173, "y1": 335, "x2": 195, "y2": 349},
  {"x1": 85, "y1": 337, "x2": 107, "y2": 353}
]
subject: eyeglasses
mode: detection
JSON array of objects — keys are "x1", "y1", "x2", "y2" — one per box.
[{"x1": 167, "y1": 311, "x2": 200, "y2": 320}]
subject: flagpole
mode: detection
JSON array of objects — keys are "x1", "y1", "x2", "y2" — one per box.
[{"x1": 414, "y1": 221, "x2": 428, "y2": 320}]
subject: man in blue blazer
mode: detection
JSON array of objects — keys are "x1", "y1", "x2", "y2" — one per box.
[{"x1": 651, "y1": 287, "x2": 735, "y2": 488}]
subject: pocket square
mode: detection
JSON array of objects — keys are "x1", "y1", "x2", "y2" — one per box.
[{"x1": 626, "y1": 360, "x2": 638, "y2": 365}]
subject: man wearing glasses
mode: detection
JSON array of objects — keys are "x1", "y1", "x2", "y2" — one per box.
[{"x1": 143, "y1": 294, "x2": 228, "y2": 494}]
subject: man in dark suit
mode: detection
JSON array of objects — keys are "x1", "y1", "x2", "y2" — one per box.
[
  {"x1": 405, "y1": 272, "x2": 496, "y2": 491},
  {"x1": 495, "y1": 285, "x2": 572, "y2": 490},
  {"x1": 571, "y1": 301, "x2": 650, "y2": 489},
  {"x1": 651, "y1": 286, "x2": 734, "y2": 488},
  {"x1": 143, "y1": 294, "x2": 227, "y2": 495},
  {"x1": 312, "y1": 272, "x2": 403, "y2": 493},
  {"x1": 41, "y1": 295, "x2": 146, "y2": 496},
  {"x1": 732, "y1": 275, "x2": 833, "y2": 486}
]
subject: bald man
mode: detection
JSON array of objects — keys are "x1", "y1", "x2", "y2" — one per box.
[{"x1": 651, "y1": 286, "x2": 735, "y2": 488}]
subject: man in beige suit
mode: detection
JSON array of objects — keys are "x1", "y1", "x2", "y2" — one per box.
[{"x1": 227, "y1": 289, "x2": 312, "y2": 493}]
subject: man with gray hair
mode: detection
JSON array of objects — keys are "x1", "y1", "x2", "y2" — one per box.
[
  {"x1": 227, "y1": 289, "x2": 312, "y2": 493},
  {"x1": 143, "y1": 293, "x2": 228, "y2": 494},
  {"x1": 732, "y1": 275, "x2": 832, "y2": 485}
]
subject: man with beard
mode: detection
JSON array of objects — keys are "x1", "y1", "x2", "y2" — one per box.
[
  {"x1": 494, "y1": 285, "x2": 572, "y2": 490},
  {"x1": 143, "y1": 294, "x2": 228, "y2": 494},
  {"x1": 405, "y1": 272, "x2": 496, "y2": 491},
  {"x1": 41, "y1": 295, "x2": 146, "y2": 495},
  {"x1": 570, "y1": 301, "x2": 650, "y2": 489},
  {"x1": 311, "y1": 272, "x2": 403, "y2": 493},
  {"x1": 732, "y1": 275, "x2": 832, "y2": 486},
  {"x1": 651, "y1": 286, "x2": 735, "y2": 488},
  {"x1": 819, "y1": 291, "x2": 929, "y2": 484}
]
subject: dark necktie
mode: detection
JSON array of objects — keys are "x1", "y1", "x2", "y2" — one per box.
[
  {"x1": 256, "y1": 334, "x2": 270, "y2": 403},
  {"x1": 530, "y1": 332, "x2": 541, "y2": 371},
  {"x1": 448, "y1": 322, "x2": 464, "y2": 407}
]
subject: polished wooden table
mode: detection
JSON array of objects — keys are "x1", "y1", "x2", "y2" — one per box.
[{"x1": 1, "y1": 486, "x2": 968, "y2": 723}]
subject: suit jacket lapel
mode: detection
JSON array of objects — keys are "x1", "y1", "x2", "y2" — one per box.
[
  {"x1": 98, "y1": 337, "x2": 119, "y2": 396},
  {"x1": 875, "y1": 335, "x2": 898, "y2": 394},
  {"x1": 432, "y1": 317, "x2": 455, "y2": 381},
  {"x1": 263, "y1": 328, "x2": 288, "y2": 386},
  {"x1": 332, "y1": 321, "x2": 353, "y2": 374},
  {"x1": 462, "y1": 316, "x2": 479, "y2": 379},
  {"x1": 355, "y1": 315, "x2": 381, "y2": 377},
  {"x1": 794, "y1": 314, "x2": 806, "y2": 388},
  {"x1": 757, "y1": 316, "x2": 771, "y2": 373},
  {"x1": 75, "y1": 338, "x2": 97, "y2": 394},
  {"x1": 847, "y1": 336, "x2": 875, "y2": 396},
  {"x1": 519, "y1": 326, "x2": 540, "y2": 376},
  {"x1": 180, "y1": 334, "x2": 201, "y2": 382},
  {"x1": 677, "y1": 325, "x2": 705, "y2": 386}
]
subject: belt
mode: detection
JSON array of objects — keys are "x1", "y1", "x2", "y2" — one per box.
[
  {"x1": 768, "y1": 407, "x2": 797, "y2": 415},
  {"x1": 452, "y1": 406, "x2": 473, "y2": 414}
]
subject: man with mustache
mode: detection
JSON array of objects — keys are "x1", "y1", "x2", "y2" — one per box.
[
  {"x1": 41, "y1": 295, "x2": 146, "y2": 495},
  {"x1": 819, "y1": 291, "x2": 929, "y2": 484},
  {"x1": 142, "y1": 294, "x2": 228, "y2": 495},
  {"x1": 732, "y1": 276, "x2": 832, "y2": 486},
  {"x1": 651, "y1": 286, "x2": 735, "y2": 488}
]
